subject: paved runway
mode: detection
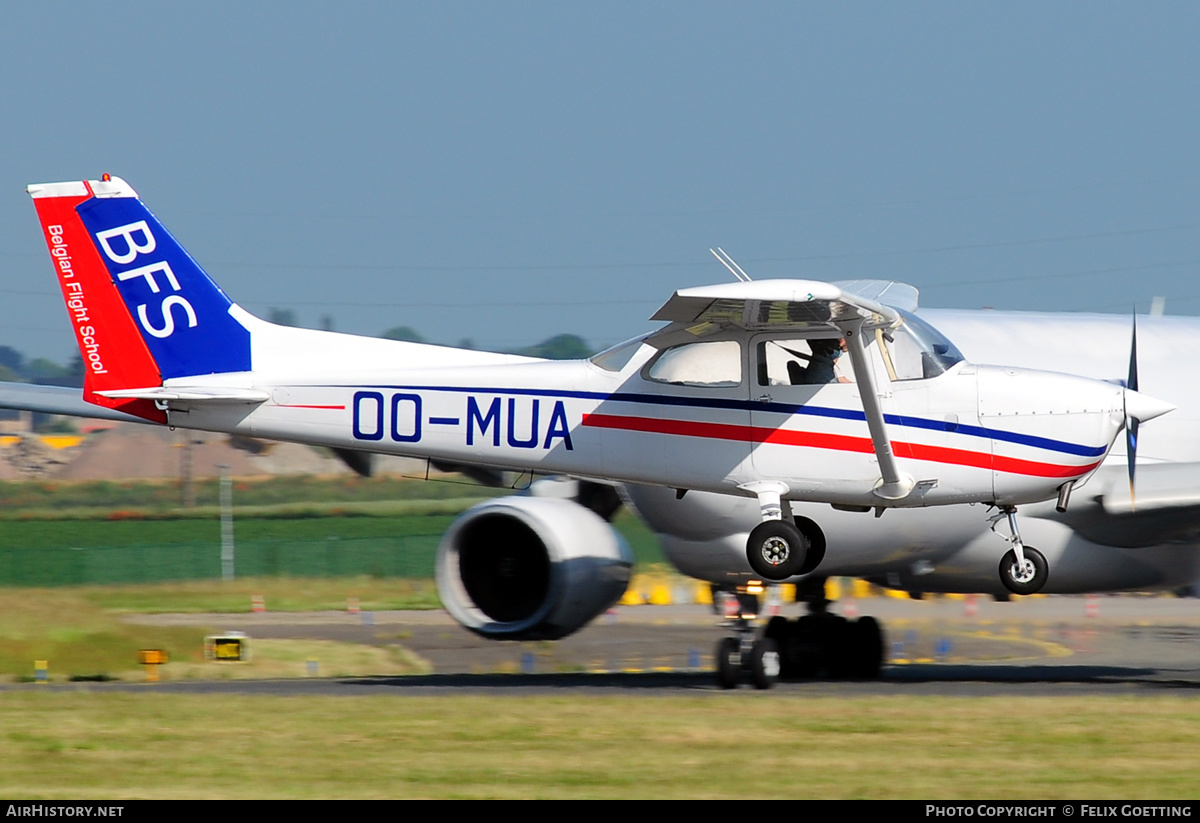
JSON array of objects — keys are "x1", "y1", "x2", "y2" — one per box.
[{"x1": 93, "y1": 594, "x2": 1200, "y2": 696}]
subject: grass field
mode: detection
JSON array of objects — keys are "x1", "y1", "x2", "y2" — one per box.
[
  {"x1": 0, "y1": 475, "x2": 665, "y2": 587},
  {"x1": 0, "y1": 474, "x2": 500, "y2": 513},
  {"x1": 1, "y1": 693, "x2": 1198, "y2": 798},
  {"x1": 0, "y1": 578, "x2": 441, "y2": 682},
  {"x1": 6, "y1": 479, "x2": 1194, "y2": 799}
]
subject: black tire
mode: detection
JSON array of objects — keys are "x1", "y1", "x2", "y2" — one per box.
[
  {"x1": 749, "y1": 638, "x2": 780, "y2": 690},
  {"x1": 746, "y1": 520, "x2": 808, "y2": 580},
  {"x1": 851, "y1": 616, "x2": 885, "y2": 679},
  {"x1": 792, "y1": 614, "x2": 821, "y2": 678},
  {"x1": 999, "y1": 546, "x2": 1048, "y2": 596},
  {"x1": 764, "y1": 616, "x2": 802, "y2": 679},
  {"x1": 763, "y1": 615, "x2": 789, "y2": 643},
  {"x1": 821, "y1": 615, "x2": 853, "y2": 678},
  {"x1": 715, "y1": 637, "x2": 740, "y2": 689}
]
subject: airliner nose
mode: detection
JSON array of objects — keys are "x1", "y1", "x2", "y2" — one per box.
[{"x1": 1124, "y1": 389, "x2": 1175, "y2": 424}]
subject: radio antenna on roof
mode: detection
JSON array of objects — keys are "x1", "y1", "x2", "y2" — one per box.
[{"x1": 710, "y1": 247, "x2": 752, "y2": 282}]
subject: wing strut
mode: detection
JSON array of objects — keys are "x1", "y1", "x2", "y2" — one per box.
[{"x1": 839, "y1": 320, "x2": 915, "y2": 501}]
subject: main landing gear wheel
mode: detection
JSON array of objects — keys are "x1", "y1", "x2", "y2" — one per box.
[
  {"x1": 716, "y1": 637, "x2": 740, "y2": 690},
  {"x1": 746, "y1": 520, "x2": 808, "y2": 580},
  {"x1": 713, "y1": 636, "x2": 781, "y2": 690},
  {"x1": 712, "y1": 590, "x2": 780, "y2": 689},
  {"x1": 999, "y1": 546, "x2": 1048, "y2": 596},
  {"x1": 749, "y1": 639, "x2": 780, "y2": 689}
]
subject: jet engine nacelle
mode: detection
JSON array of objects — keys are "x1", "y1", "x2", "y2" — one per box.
[{"x1": 436, "y1": 496, "x2": 634, "y2": 640}]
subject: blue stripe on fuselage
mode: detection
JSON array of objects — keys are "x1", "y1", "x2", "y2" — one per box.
[{"x1": 310, "y1": 383, "x2": 1106, "y2": 458}]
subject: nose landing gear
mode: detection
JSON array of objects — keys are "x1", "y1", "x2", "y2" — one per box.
[{"x1": 993, "y1": 507, "x2": 1049, "y2": 596}]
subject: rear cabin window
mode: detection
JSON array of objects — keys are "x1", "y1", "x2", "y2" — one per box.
[{"x1": 646, "y1": 340, "x2": 742, "y2": 387}]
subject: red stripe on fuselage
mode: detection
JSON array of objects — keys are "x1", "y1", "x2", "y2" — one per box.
[
  {"x1": 580, "y1": 413, "x2": 1098, "y2": 479},
  {"x1": 275, "y1": 404, "x2": 347, "y2": 410}
]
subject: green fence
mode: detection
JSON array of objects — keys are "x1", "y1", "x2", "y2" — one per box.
[{"x1": 0, "y1": 535, "x2": 441, "y2": 587}]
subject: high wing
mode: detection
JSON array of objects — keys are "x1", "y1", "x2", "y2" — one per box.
[
  {"x1": 651, "y1": 279, "x2": 916, "y2": 501},
  {"x1": 650, "y1": 279, "x2": 904, "y2": 334}
]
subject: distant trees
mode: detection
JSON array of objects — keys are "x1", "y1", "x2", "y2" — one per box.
[
  {"x1": 374, "y1": 327, "x2": 595, "y2": 359},
  {"x1": 511, "y1": 334, "x2": 594, "y2": 360},
  {"x1": 0, "y1": 319, "x2": 598, "y2": 393},
  {"x1": 379, "y1": 326, "x2": 427, "y2": 343},
  {"x1": 268, "y1": 308, "x2": 298, "y2": 327},
  {"x1": 0, "y1": 345, "x2": 83, "y2": 388}
]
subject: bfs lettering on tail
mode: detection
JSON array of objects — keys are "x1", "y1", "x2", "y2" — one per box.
[
  {"x1": 95, "y1": 220, "x2": 197, "y2": 339},
  {"x1": 67, "y1": 186, "x2": 252, "y2": 380}
]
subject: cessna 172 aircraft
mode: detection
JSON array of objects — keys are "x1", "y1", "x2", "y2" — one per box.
[
  {"x1": 622, "y1": 308, "x2": 1200, "y2": 683},
  {"x1": 16, "y1": 175, "x2": 1177, "y2": 687}
]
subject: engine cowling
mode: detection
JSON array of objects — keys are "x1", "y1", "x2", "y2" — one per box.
[{"x1": 436, "y1": 496, "x2": 634, "y2": 640}]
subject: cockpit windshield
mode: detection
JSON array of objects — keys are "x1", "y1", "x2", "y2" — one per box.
[{"x1": 880, "y1": 310, "x2": 966, "y2": 381}]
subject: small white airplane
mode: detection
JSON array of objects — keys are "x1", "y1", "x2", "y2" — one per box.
[
  {"x1": 621, "y1": 310, "x2": 1200, "y2": 682},
  {"x1": 641, "y1": 309, "x2": 1200, "y2": 599},
  {"x1": 19, "y1": 175, "x2": 1176, "y2": 687}
]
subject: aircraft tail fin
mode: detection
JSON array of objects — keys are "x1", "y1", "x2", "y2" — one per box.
[{"x1": 28, "y1": 176, "x2": 254, "y2": 422}]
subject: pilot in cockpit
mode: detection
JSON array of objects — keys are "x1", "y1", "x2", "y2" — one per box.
[{"x1": 796, "y1": 338, "x2": 852, "y2": 385}]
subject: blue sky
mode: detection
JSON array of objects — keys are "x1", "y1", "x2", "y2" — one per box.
[{"x1": 1, "y1": 2, "x2": 1198, "y2": 362}]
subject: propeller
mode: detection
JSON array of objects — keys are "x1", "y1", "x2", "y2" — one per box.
[
  {"x1": 1121, "y1": 313, "x2": 1177, "y2": 510},
  {"x1": 1126, "y1": 315, "x2": 1139, "y2": 509}
]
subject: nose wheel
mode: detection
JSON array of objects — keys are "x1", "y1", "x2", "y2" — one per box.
[
  {"x1": 994, "y1": 507, "x2": 1049, "y2": 595},
  {"x1": 1000, "y1": 546, "x2": 1048, "y2": 596}
]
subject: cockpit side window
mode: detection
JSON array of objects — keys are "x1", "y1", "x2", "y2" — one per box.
[
  {"x1": 645, "y1": 340, "x2": 742, "y2": 387},
  {"x1": 756, "y1": 338, "x2": 855, "y2": 385}
]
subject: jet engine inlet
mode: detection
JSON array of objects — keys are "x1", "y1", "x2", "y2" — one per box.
[{"x1": 437, "y1": 497, "x2": 634, "y2": 640}]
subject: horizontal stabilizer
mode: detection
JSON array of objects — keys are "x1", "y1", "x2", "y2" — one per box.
[{"x1": 95, "y1": 386, "x2": 269, "y2": 404}]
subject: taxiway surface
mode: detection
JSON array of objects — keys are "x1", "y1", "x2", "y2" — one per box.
[{"x1": 82, "y1": 595, "x2": 1200, "y2": 697}]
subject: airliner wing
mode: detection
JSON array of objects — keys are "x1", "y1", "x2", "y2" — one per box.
[
  {"x1": 1051, "y1": 463, "x2": 1200, "y2": 548},
  {"x1": 0, "y1": 381, "x2": 147, "y2": 423}
]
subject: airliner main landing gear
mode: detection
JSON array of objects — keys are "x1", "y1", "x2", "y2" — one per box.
[
  {"x1": 763, "y1": 592, "x2": 885, "y2": 680},
  {"x1": 994, "y1": 507, "x2": 1048, "y2": 596},
  {"x1": 714, "y1": 588, "x2": 781, "y2": 689},
  {"x1": 712, "y1": 579, "x2": 886, "y2": 688}
]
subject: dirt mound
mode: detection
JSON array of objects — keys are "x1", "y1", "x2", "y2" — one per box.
[
  {"x1": 54, "y1": 424, "x2": 353, "y2": 481},
  {"x1": 1, "y1": 435, "x2": 74, "y2": 478}
]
